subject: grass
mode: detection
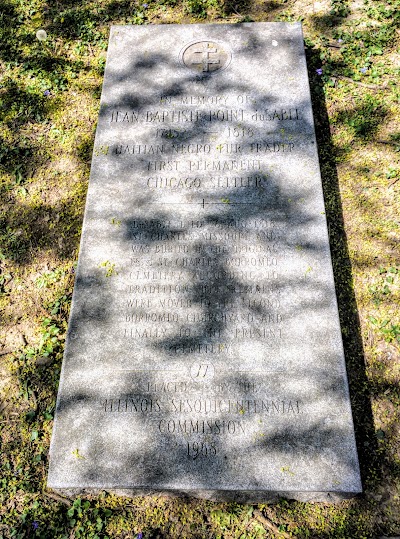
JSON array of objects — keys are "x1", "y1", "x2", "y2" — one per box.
[{"x1": 1, "y1": 0, "x2": 400, "y2": 537}]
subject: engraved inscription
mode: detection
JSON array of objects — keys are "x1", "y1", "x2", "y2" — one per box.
[
  {"x1": 103, "y1": 69, "x2": 310, "y2": 459},
  {"x1": 108, "y1": 77, "x2": 302, "y2": 458},
  {"x1": 101, "y1": 398, "x2": 301, "y2": 415},
  {"x1": 109, "y1": 106, "x2": 303, "y2": 124}
]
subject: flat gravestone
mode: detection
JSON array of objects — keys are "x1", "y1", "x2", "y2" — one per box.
[{"x1": 48, "y1": 22, "x2": 362, "y2": 502}]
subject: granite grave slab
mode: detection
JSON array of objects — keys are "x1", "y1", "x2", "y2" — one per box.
[{"x1": 48, "y1": 22, "x2": 362, "y2": 502}]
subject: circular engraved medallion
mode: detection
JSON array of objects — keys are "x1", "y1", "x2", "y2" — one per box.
[{"x1": 181, "y1": 41, "x2": 231, "y2": 73}]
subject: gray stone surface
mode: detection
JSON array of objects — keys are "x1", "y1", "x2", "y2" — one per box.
[{"x1": 47, "y1": 22, "x2": 362, "y2": 502}]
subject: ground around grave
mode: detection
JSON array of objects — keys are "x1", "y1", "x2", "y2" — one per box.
[{"x1": 0, "y1": 0, "x2": 399, "y2": 537}]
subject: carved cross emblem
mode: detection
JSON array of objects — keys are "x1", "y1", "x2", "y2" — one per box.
[
  {"x1": 191, "y1": 42, "x2": 220, "y2": 72},
  {"x1": 182, "y1": 41, "x2": 231, "y2": 73}
]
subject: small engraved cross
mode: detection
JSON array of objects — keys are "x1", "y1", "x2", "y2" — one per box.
[{"x1": 192, "y1": 42, "x2": 220, "y2": 72}]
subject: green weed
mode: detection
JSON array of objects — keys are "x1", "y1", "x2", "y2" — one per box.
[
  {"x1": 186, "y1": 0, "x2": 208, "y2": 18},
  {"x1": 35, "y1": 268, "x2": 66, "y2": 289},
  {"x1": 369, "y1": 267, "x2": 399, "y2": 305},
  {"x1": 330, "y1": 0, "x2": 350, "y2": 17},
  {"x1": 369, "y1": 316, "x2": 400, "y2": 345}
]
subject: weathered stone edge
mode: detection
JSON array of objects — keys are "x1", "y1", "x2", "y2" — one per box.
[{"x1": 47, "y1": 487, "x2": 362, "y2": 503}]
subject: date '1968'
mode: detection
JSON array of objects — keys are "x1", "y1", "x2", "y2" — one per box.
[{"x1": 187, "y1": 441, "x2": 217, "y2": 459}]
